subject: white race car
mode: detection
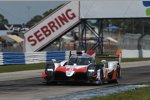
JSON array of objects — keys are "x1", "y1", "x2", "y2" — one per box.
[{"x1": 42, "y1": 51, "x2": 121, "y2": 84}]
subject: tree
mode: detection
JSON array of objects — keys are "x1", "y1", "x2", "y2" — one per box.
[
  {"x1": 0, "y1": 14, "x2": 8, "y2": 24},
  {"x1": 26, "y1": 4, "x2": 64, "y2": 27},
  {"x1": 107, "y1": 19, "x2": 150, "y2": 34},
  {"x1": 43, "y1": 9, "x2": 53, "y2": 17},
  {"x1": 26, "y1": 9, "x2": 53, "y2": 27},
  {"x1": 26, "y1": 15, "x2": 43, "y2": 27}
]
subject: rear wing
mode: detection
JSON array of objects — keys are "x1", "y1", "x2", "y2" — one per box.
[
  {"x1": 67, "y1": 50, "x2": 96, "y2": 59},
  {"x1": 96, "y1": 54, "x2": 119, "y2": 58},
  {"x1": 96, "y1": 54, "x2": 121, "y2": 63},
  {"x1": 68, "y1": 50, "x2": 122, "y2": 63}
]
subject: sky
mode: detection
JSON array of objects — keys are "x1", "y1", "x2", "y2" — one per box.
[{"x1": 0, "y1": 1, "x2": 65, "y2": 24}]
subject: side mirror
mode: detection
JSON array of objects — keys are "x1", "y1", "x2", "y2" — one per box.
[{"x1": 52, "y1": 59, "x2": 56, "y2": 62}]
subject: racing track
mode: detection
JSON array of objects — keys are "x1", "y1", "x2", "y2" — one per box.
[{"x1": 0, "y1": 66, "x2": 150, "y2": 100}]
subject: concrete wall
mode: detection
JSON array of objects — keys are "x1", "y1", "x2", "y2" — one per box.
[{"x1": 122, "y1": 49, "x2": 150, "y2": 58}]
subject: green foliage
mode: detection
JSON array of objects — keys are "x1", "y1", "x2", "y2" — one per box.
[
  {"x1": 96, "y1": 57, "x2": 150, "y2": 64},
  {"x1": 26, "y1": 4, "x2": 63, "y2": 27},
  {"x1": 26, "y1": 15, "x2": 43, "y2": 27},
  {"x1": 87, "y1": 86, "x2": 150, "y2": 100},
  {"x1": 105, "y1": 19, "x2": 150, "y2": 34},
  {"x1": 0, "y1": 63, "x2": 45, "y2": 73},
  {"x1": 0, "y1": 58, "x2": 150, "y2": 73},
  {"x1": 0, "y1": 14, "x2": 8, "y2": 24},
  {"x1": 43, "y1": 9, "x2": 53, "y2": 17},
  {"x1": 26, "y1": 9, "x2": 54, "y2": 27},
  {"x1": 122, "y1": 58, "x2": 150, "y2": 62}
]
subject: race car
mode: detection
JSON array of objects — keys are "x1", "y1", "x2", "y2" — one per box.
[{"x1": 42, "y1": 51, "x2": 121, "y2": 84}]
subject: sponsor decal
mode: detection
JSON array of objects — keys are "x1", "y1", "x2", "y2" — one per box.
[
  {"x1": 24, "y1": 1, "x2": 79, "y2": 51},
  {"x1": 143, "y1": 1, "x2": 150, "y2": 16},
  {"x1": 27, "y1": 9, "x2": 77, "y2": 47}
]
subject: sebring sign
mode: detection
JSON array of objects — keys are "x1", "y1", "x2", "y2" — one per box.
[
  {"x1": 24, "y1": 0, "x2": 148, "y2": 52},
  {"x1": 24, "y1": 1, "x2": 79, "y2": 52}
]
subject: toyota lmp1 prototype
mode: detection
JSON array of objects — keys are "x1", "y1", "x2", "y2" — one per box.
[{"x1": 42, "y1": 51, "x2": 121, "y2": 84}]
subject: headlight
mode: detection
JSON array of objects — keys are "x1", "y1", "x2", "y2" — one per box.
[
  {"x1": 88, "y1": 66, "x2": 96, "y2": 72},
  {"x1": 47, "y1": 69, "x2": 54, "y2": 71},
  {"x1": 45, "y1": 62, "x2": 55, "y2": 72},
  {"x1": 88, "y1": 69, "x2": 95, "y2": 72},
  {"x1": 87, "y1": 66, "x2": 96, "y2": 77}
]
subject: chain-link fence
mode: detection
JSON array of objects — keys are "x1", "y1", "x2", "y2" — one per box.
[{"x1": 120, "y1": 33, "x2": 150, "y2": 50}]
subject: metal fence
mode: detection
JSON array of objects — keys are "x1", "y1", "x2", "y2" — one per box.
[{"x1": 120, "y1": 33, "x2": 150, "y2": 50}]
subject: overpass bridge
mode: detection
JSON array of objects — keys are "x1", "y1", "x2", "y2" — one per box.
[{"x1": 24, "y1": 0, "x2": 149, "y2": 53}]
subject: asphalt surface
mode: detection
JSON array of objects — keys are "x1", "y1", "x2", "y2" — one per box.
[
  {"x1": 0, "y1": 65, "x2": 150, "y2": 100},
  {"x1": 0, "y1": 60, "x2": 150, "y2": 82},
  {"x1": 121, "y1": 66, "x2": 150, "y2": 84}
]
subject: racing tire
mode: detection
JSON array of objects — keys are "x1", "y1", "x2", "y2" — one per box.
[
  {"x1": 99, "y1": 69, "x2": 104, "y2": 84},
  {"x1": 117, "y1": 66, "x2": 121, "y2": 78},
  {"x1": 108, "y1": 79, "x2": 118, "y2": 84},
  {"x1": 95, "y1": 69, "x2": 104, "y2": 85},
  {"x1": 108, "y1": 70, "x2": 118, "y2": 84}
]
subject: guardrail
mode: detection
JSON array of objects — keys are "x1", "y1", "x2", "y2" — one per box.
[
  {"x1": 1, "y1": 50, "x2": 149, "y2": 65},
  {"x1": 0, "y1": 51, "x2": 75, "y2": 65}
]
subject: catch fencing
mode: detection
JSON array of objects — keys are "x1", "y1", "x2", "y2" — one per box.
[
  {"x1": 120, "y1": 33, "x2": 150, "y2": 58},
  {"x1": 120, "y1": 33, "x2": 150, "y2": 50}
]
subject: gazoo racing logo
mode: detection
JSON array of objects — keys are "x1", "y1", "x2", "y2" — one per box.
[{"x1": 143, "y1": 1, "x2": 150, "y2": 16}]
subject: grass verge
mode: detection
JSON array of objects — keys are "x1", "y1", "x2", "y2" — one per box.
[
  {"x1": 0, "y1": 63, "x2": 45, "y2": 73},
  {"x1": 96, "y1": 58, "x2": 150, "y2": 63},
  {"x1": 87, "y1": 84, "x2": 150, "y2": 100},
  {"x1": 0, "y1": 58, "x2": 150, "y2": 73},
  {"x1": 122, "y1": 58, "x2": 150, "y2": 62}
]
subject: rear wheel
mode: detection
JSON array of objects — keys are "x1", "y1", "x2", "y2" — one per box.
[
  {"x1": 117, "y1": 66, "x2": 121, "y2": 78},
  {"x1": 108, "y1": 79, "x2": 118, "y2": 83},
  {"x1": 95, "y1": 69, "x2": 104, "y2": 85},
  {"x1": 108, "y1": 70, "x2": 118, "y2": 84}
]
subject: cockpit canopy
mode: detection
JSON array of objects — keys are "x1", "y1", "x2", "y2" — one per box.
[{"x1": 67, "y1": 54, "x2": 94, "y2": 65}]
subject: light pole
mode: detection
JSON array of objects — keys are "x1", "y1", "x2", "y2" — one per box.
[{"x1": 27, "y1": 6, "x2": 31, "y2": 21}]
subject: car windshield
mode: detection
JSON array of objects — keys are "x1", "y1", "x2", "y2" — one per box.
[{"x1": 67, "y1": 57, "x2": 92, "y2": 65}]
